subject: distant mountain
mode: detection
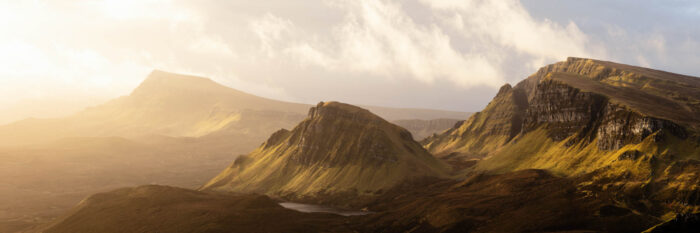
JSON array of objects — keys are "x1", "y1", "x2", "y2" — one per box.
[
  {"x1": 392, "y1": 118, "x2": 464, "y2": 140},
  {"x1": 0, "y1": 70, "x2": 469, "y2": 148},
  {"x1": 0, "y1": 71, "x2": 309, "y2": 147},
  {"x1": 424, "y1": 57, "x2": 700, "y2": 217},
  {"x1": 0, "y1": 71, "x2": 467, "y2": 232},
  {"x1": 362, "y1": 107, "x2": 468, "y2": 123},
  {"x1": 202, "y1": 102, "x2": 449, "y2": 204}
]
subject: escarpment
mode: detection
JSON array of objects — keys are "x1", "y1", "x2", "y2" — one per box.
[
  {"x1": 202, "y1": 101, "x2": 448, "y2": 204},
  {"x1": 523, "y1": 77, "x2": 688, "y2": 151},
  {"x1": 424, "y1": 57, "x2": 700, "y2": 218},
  {"x1": 427, "y1": 57, "x2": 699, "y2": 163}
]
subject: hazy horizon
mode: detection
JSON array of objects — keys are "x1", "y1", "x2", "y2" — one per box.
[{"x1": 1, "y1": 0, "x2": 699, "y2": 123}]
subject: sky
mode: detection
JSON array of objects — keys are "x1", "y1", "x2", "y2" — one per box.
[{"x1": 0, "y1": 0, "x2": 699, "y2": 124}]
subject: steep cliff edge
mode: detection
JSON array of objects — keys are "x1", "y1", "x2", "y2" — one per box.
[
  {"x1": 427, "y1": 57, "x2": 699, "y2": 164},
  {"x1": 425, "y1": 57, "x2": 700, "y2": 215},
  {"x1": 202, "y1": 102, "x2": 449, "y2": 204}
]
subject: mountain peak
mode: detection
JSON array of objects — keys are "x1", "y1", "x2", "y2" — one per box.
[
  {"x1": 202, "y1": 102, "x2": 448, "y2": 200},
  {"x1": 308, "y1": 101, "x2": 379, "y2": 121},
  {"x1": 495, "y1": 84, "x2": 513, "y2": 97},
  {"x1": 145, "y1": 70, "x2": 213, "y2": 82},
  {"x1": 133, "y1": 70, "x2": 219, "y2": 94}
]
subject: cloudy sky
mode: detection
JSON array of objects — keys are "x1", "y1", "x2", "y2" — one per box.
[{"x1": 1, "y1": 0, "x2": 699, "y2": 123}]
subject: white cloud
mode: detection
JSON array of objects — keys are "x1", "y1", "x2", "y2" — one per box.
[
  {"x1": 90, "y1": 0, "x2": 198, "y2": 22},
  {"x1": 250, "y1": 13, "x2": 295, "y2": 57},
  {"x1": 0, "y1": 0, "x2": 697, "y2": 121},
  {"x1": 249, "y1": 0, "x2": 506, "y2": 87},
  {"x1": 247, "y1": 0, "x2": 602, "y2": 88},
  {"x1": 188, "y1": 34, "x2": 236, "y2": 56},
  {"x1": 421, "y1": 0, "x2": 598, "y2": 66}
]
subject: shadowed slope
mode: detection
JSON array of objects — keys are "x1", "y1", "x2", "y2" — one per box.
[
  {"x1": 358, "y1": 170, "x2": 657, "y2": 233},
  {"x1": 39, "y1": 185, "x2": 351, "y2": 233}
]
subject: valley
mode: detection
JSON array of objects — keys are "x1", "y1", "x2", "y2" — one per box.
[{"x1": 30, "y1": 57, "x2": 700, "y2": 233}]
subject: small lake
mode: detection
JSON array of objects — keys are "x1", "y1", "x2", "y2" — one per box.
[{"x1": 278, "y1": 202, "x2": 372, "y2": 216}]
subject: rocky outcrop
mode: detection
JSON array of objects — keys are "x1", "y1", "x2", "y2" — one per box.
[
  {"x1": 595, "y1": 104, "x2": 687, "y2": 150},
  {"x1": 522, "y1": 78, "x2": 608, "y2": 142},
  {"x1": 425, "y1": 57, "x2": 700, "y2": 223},
  {"x1": 202, "y1": 101, "x2": 448, "y2": 204},
  {"x1": 523, "y1": 77, "x2": 688, "y2": 150},
  {"x1": 519, "y1": 57, "x2": 700, "y2": 131},
  {"x1": 427, "y1": 57, "x2": 698, "y2": 160}
]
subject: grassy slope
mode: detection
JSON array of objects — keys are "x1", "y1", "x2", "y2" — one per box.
[{"x1": 203, "y1": 102, "x2": 449, "y2": 202}]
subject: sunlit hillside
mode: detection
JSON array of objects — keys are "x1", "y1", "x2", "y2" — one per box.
[{"x1": 0, "y1": 71, "x2": 467, "y2": 232}]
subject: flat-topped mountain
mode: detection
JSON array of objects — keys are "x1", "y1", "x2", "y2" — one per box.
[
  {"x1": 202, "y1": 101, "x2": 449, "y2": 203},
  {"x1": 517, "y1": 57, "x2": 700, "y2": 132},
  {"x1": 425, "y1": 57, "x2": 700, "y2": 217}
]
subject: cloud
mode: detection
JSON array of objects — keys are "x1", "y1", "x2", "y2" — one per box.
[
  {"x1": 0, "y1": 0, "x2": 698, "y2": 121},
  {"x1": 250, "y1": 13, "x2": 296, "y2": 57},
  {"x1": 91, "y1": 0, "x2": 198, "y2": 22},
  {"x1": 425, "y1": 0, "x2": 596, "y2": 65},
  {"x1": 247, "y1": 0, "x2": 601, "y2": 88}
]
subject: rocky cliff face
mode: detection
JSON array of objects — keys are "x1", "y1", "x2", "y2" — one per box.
[
  {"x1": 202, "y1": 102, "x2": 448, "y2": 204},
  {"x1": 523, "y1": 77, "x2": 687, "y2": 151},
  {"x1": 425, "y1": 57, "x2": 700, "y2": 219},
  {"x1": 518, "y1": 57, "x2": 700, "y2": 131},
  {"x1": 427, "y1": 57, "x2": 698, "y2": 160}
]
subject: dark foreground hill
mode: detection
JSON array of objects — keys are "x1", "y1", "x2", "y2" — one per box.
[
  {"x1": 40, "y1": 170, "x2": 660, "y2": 233},
  {"x1": 36, "y1": 185, "x2": 352, "y2": 233}
]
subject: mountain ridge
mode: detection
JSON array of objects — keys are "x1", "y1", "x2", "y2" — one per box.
[{"x1": 424, "y1": 57, "x2": 700, "y2": 218}]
